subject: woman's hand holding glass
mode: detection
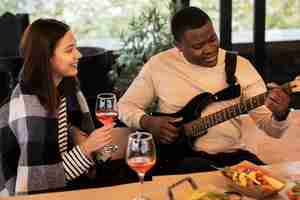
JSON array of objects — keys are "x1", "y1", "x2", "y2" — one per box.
[{"x1": 79, "y1": 124, "x2": 114, "y2": 159}]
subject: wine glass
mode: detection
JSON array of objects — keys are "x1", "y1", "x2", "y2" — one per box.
[
  {"x1": 126, "y1": 131, "x2": 156, "y2": 200},
  {"x1": 95, "y1": 93, "x2": 118, "y2": 160},
  {"x1": 95, "y1": 93, "x2": 118, "y2": 126}
]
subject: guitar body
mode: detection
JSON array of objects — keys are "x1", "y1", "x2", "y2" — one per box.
[{"x1": 151, "y1": 92, "x2": 214, "y2": 160}]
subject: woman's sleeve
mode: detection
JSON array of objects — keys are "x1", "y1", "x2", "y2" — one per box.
[{"x1": 61, "y1": 145, "x2": 94, "y2": 181}]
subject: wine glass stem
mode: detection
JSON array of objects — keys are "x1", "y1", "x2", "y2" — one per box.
[{"x1": 138, "y1": 173, "x2": 145, "y2": 198}]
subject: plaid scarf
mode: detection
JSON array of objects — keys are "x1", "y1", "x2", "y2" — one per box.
[{"x1": 0, "y1": 82, "x2": 95, "y2": 196}]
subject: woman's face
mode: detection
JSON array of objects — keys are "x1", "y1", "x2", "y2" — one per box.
[{"x1": 51, "y1": 31, "x2": 82, "y2": 79}]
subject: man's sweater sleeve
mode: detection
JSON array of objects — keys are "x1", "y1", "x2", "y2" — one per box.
[{"x1": 118, "y1": 61, "x2": 156, "y2": 129}]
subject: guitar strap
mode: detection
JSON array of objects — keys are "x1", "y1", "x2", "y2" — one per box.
[
  {"x1": 225, "y1": 51, "x2": 238, "y2": 86},
  {"x1": 212, "y1": 51, "x2": 241, "y2": 102}
]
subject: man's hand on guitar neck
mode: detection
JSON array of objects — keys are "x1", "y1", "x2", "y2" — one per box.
[
  {"x1": 265, "y1": 83, "x2": 290, "y2": 121},
  {"x1": 140, "y1": 115, "x2": 180, "y2": 144}
]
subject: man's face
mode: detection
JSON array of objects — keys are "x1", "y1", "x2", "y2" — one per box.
[{"x1": 177, "y1": 22, "x2": 219, "y2": 67}]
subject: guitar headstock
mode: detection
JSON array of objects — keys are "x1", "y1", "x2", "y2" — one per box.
[{"x1": 288, "y1": 76, "x2": 300, "y2": 93}]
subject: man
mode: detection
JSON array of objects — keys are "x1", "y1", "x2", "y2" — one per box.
[{"x1": 118, "y1": 7, "x2": 290, "y2": 174}]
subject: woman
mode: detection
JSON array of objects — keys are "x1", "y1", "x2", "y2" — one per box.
[{"x1": 0, "y1": 19, "x2": 113, "y2": 195}]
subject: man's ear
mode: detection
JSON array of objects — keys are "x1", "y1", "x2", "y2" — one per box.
[{"x1": 175, "y1": 40, "x2": 183, "y2": 52}]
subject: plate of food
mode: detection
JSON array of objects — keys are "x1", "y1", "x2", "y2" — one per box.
[
  {"x1": 220, "y1": 161, "x2": 286, "y2": 199},
  {"x1": 287, "y1": 182, "x2": 300, "y2": 200}
]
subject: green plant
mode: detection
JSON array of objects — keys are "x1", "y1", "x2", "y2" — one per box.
[{"x1": 114, "y1": 1, "x2": 177, "y2": 80}]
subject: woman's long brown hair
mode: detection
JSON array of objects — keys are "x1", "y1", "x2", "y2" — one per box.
[{"x1": 20, "y1": 19, "x2": 70, "y2": 114}]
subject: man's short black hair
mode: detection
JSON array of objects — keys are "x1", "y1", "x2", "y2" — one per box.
[{"x1": 171, "y1": 6, "x2": 211, "y2": 42}]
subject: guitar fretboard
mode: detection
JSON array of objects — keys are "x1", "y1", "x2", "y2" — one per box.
[{"x1": 185, "y1": 82, "x2": 291, "y2": 137}]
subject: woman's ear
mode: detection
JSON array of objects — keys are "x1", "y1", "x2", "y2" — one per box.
[{"x1": 49, "y1": 56, "x2": 54, "y2": 68}]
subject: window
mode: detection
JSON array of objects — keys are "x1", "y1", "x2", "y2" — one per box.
[
  {"x1": 232, "y1": 0, "x2": 254, "y2": 43},
  {"x1": 1, "y1": 0, "x2": 172, "y2": 50},
  {"x1": 189, "y1": 0, "x2": 220, "y2": 34},
  {"x1": 266, "y1": 0, "x2": 300, "y2": 42},
  {"x1": 0, "y1": 1, "x2": 18, "y2": 14}
]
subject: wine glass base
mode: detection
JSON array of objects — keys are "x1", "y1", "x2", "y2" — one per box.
[{"x1": 132, "y1": 196, "x2": 151, "y2": 200}]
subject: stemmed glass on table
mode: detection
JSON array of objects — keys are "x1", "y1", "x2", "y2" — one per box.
[
  {"x1": 126, "y1": 131, "x2": 156, "y2": 200},
  {"x1": 95, "y1": 93, "x2": 119, "y2": 161}
]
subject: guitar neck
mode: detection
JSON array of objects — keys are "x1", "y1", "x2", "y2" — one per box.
[{"x1": 185, "y1": 82, "x2": 291, "y2": 137}]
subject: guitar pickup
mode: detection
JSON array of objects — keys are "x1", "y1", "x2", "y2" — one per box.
[
  {"x1": 169, "y1": 117, "x2": 183, "y2": 127},
  {"x1": 170, "y1": 117, "x2": 183, "y2": 123}
]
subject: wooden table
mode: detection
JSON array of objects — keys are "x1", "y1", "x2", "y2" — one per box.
[{"x1": 3, "y1": 161, "x2": 300, "y2": 200}]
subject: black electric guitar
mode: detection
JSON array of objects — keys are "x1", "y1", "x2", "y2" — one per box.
[{"x1": 152, "y1": 77, "x2": 300, "y2": 159}]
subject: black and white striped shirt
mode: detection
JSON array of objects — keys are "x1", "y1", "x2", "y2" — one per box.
[{"x1": 58, "y1": 96, "x2": 94, "y2": 181}]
